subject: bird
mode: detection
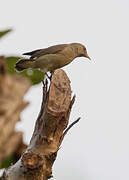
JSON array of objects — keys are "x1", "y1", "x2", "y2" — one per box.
[{"x1": 15, "y1": 43, "x2": 90, "y2": 75}]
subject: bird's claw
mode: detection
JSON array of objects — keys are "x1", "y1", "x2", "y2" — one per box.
[{"x1": 45, "y1": 72, "x2": 53, "y2": 81}]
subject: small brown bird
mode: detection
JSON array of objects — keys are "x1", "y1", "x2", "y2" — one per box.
[{"x1": 15, "y1": 43, "x2": 90, "y2": 73}]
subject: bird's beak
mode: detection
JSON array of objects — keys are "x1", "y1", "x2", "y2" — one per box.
[{"x1": 84, "y1": 53, "x2": 91, "y2": 60}]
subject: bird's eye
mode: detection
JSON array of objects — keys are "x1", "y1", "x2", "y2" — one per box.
[{"x1": 83, "y1": 47, "x2": 86, "y2": 51}]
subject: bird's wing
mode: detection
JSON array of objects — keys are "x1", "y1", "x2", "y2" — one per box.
[{"x1": 23, "y1": 44, "x2": 67, "y2": 59}]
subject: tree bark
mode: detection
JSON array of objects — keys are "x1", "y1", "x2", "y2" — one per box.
[{"x1": 1, "y1": 69, "x2": 79, "y2": 180}]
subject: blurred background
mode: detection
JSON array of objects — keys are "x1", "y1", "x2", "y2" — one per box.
[{"x1": 0, "y1": 0, "x2": 129, "y2": 179}]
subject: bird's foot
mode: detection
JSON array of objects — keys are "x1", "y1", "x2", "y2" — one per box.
[
  {"x1": 45, "y1": 73, "x2": 50, "y2": 79},
  {"x1": 49, "y1": 71, "x2": 54, "y2": 80},
  {"x1": 45, "y1": 72, "x2": 53, "y2": 81}
]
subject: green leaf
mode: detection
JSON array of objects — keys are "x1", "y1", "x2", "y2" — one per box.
[
  {"x1": 0, "y1": 29, "x2": 12, "y2": 39},
  {"x1": 5, "y1": 56, "x2": 44, "y2": 85},
  {"x1": 1, "y1": 154, "x2": 15, "y2": 168}
]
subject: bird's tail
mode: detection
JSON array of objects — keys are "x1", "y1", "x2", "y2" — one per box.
[{"x1": 15, "y1": 59, "x2": 35, "y2": 71}]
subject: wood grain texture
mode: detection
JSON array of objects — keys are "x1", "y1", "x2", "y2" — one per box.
[{"x1": 2, "y1": 69, "x2": 79, "y2": 180}]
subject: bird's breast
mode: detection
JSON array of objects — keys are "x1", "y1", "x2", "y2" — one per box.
[{"x1": 35, "y1": 49, "x2": 76, "y2": 72}]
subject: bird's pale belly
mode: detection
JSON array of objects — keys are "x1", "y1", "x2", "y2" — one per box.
[{"x1": 35, "y1": 54, "x2": 74, "y2": 72}]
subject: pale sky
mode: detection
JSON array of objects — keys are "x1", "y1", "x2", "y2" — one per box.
[{"x1": 0, "y1": 0, "x2": 129, "y2": 179}]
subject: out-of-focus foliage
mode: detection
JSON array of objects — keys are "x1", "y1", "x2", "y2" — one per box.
[
  {"x1": 6, "y1": 57, "x2": 44, "y2": 85},
  {"x1": 0, "y1": 29, "x2": 44, "y2": 85},
  {"x1": 1, "y1": 154, "x2": 15, "y2": 168},
  {"x1": 0, "y1": 29, "x2": 12, "y2": 39}
]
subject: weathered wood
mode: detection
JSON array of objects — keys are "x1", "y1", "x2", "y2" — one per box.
[{"x1": 1, "y1": 69, "x2": 79, "y2": 180}]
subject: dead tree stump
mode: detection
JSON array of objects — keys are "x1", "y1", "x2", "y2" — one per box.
[{"x1": 1, "y1": 69, "x2": 79, "y2": 180}]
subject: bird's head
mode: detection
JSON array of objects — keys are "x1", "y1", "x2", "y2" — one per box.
[{"x1": 71, "y1": 43, "x2": 91, "y2": 60}]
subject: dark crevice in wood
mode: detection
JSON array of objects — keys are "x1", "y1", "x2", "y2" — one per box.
[{"x1": 1, "y1": 69, "x2": 79, "y2": 180}]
